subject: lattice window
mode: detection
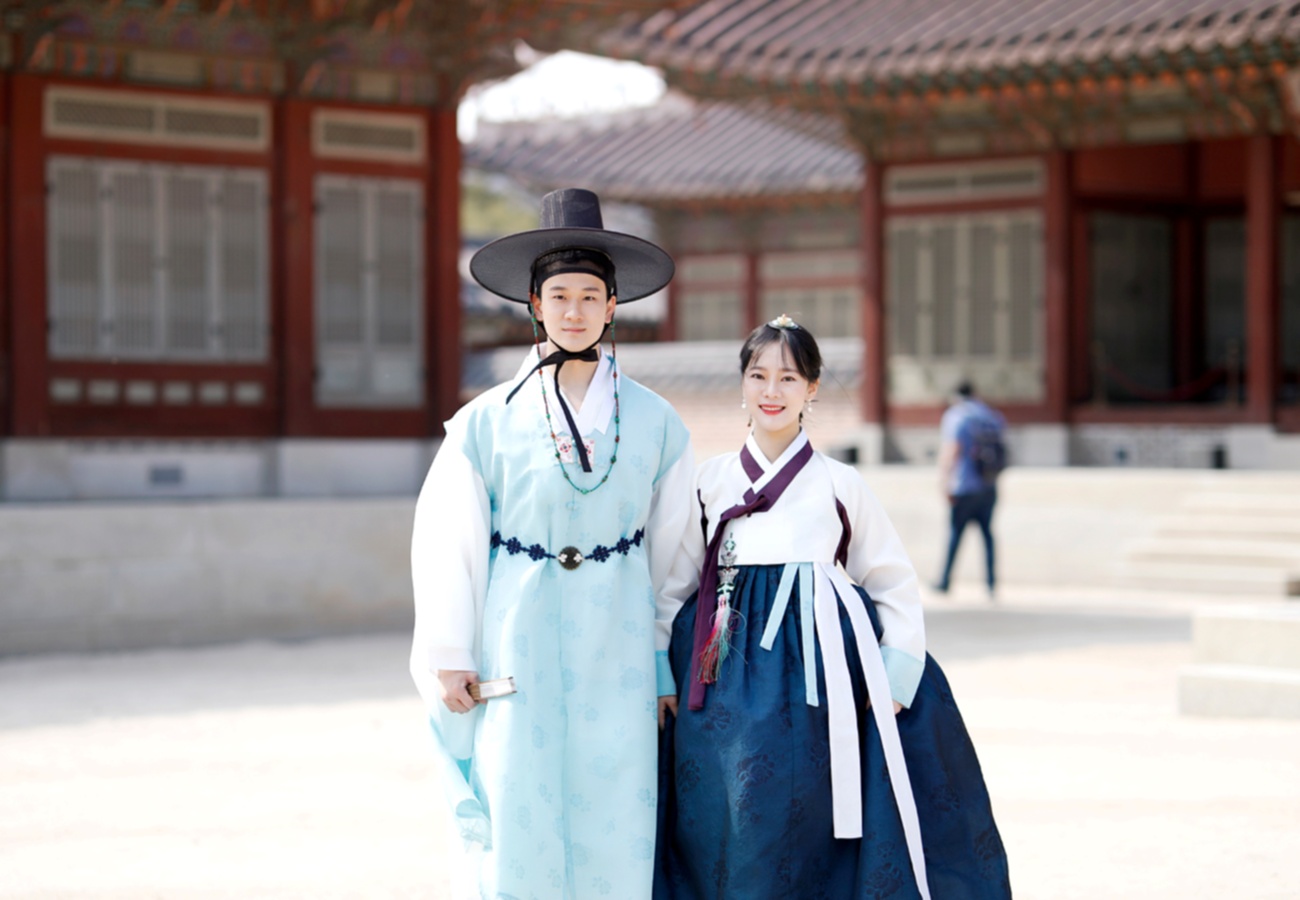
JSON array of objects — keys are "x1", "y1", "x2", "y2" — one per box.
[
  {"x1": 679, "y1": 289, "x2": 744, "y2": 342},
  {"x1": 1008, "y1": 220, "x2": 1039, "y2": 360},
  {"x1": 759, "y1": 250, "x2": 862, "y2": 339},
  {"x1": 314, "y1": 175, "x2": 424, "y2": 408},
  {"x1": 885, "y1": 159, "x2": 1043, "y2": 206},
  {"x1": 1090, "y1": 213, "x2": 1172, "y2": 399},
  {"x1": 678, "y1": 254, "x2": 746, "y2": 284},
  {"x1": 1203, "y1": 217, "x2": 1245, "y2": 371},
  {"x1": 677, "y1": 254, "x2": 746, "y2": 341},
  {"x1": 45, "y1": 87, "x2": 269, "y2": 151},
  {"x1": 47, "y1": 157, "x2": 269, "y2": 362},
  {"x1": 758, "y1": 209, "x2": 861, "y2": 250},
  {"x1": 312, "y1": 109, "x2": 425, "y2": 164},
  {"x1": 759, "y1": 250, "x2": 861, "y2": 282},
  {"x1": 760, "y1": 286, "x2": 859, "y2": 339},
  {"x1": 886, "y1": 211, "x2": 1044, "y2": 404}
]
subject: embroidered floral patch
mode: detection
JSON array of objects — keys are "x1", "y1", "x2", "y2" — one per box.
[{"x1": 555, "y1": 432, "x2": 596, "y2": 465}]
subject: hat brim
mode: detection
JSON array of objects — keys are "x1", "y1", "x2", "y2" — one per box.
[{"x1": 469, "y1": 227, "x2": 675, "y2": 303}]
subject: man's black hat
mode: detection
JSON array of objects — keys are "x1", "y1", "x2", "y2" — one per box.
[{"x1": 469, "y1": 188, "x2": 674, "y2": 303}]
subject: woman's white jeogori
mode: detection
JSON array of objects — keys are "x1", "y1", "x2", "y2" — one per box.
[{"x1": 411, "y1": 348, "x2": 698, "y2": 900}]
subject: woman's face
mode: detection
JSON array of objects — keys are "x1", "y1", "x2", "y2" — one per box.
[
  {"x1": 531, "y1": 272, "x2": 615, "y2": 353},
  {"x1": 742, "y1": 341, "x2": 818, "y2": 441}
]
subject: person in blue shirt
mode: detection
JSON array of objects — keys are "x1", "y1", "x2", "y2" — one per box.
[{"x1": 934, "y1": 380, "x2": 1006, "y2": 596}]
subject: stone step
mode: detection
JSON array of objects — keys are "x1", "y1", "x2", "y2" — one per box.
[
  {"x1": 1190, "y1": 604, "x2": 1300, "y2": 670},
  {"x1": 1182, "y1": 493, "x2": 1300, "y2": 515},
  {"x1": 1178, "y1": 664, "x2": 1300, "y2": 719},
  {"x1": 1125, "y1": 537, "x2": 1300, "y2": 569},
  {"x1": 1119, "y1": 562, "x2": 1298, "y2": 596},
  {"x1": 1154, "y1": 514, "x2": 1300, "y2": 542}
]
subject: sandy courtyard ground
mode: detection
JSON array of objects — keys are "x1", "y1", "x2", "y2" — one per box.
[{"x1": 1, "y1": 588, "x2": 1297, "y2": 899}]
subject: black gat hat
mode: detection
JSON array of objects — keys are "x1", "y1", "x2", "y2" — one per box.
[{"x1": 469, "y1": 188, "x2": 674, "y2": 303}]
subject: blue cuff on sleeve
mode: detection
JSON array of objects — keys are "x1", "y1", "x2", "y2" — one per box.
[
  {"x1": 880, "y1": 646, "x2": 925, "y2": 708},
  {"x1": 656, "y1": 650, "x2": 676, "y2": 697}
]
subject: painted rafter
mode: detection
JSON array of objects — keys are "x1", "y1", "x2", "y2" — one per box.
[
  {"x1": 4, "y1": 0, "x2": 690, "y2": 102},
  {"x1": 590, "y1": 1, "x2": 1300, "y2": 158}
]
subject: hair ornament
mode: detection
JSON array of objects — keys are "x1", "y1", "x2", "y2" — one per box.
[{"x1": 768, "y1": 313, "x2": 799, "y2": 330}]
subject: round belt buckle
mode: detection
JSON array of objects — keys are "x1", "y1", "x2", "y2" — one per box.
[{"x1": 556, "y1": 546, "x2": 584, "y2": 570}]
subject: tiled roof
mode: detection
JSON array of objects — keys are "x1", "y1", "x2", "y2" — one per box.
[
  {"x1": 465, "y1": 91, "x2": 861, "y2": 203},
  {"x1": 600, "y1": 0, "x2": 1300, "y2": 92}
]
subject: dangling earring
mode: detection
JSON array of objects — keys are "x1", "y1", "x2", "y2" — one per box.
[{"x1": 740, "y1": 399, "x2": 747, "y2": 409}]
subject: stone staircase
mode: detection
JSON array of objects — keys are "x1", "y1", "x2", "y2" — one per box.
[
  {"x1": 1121, "y1": 483, "x2": 1300, "y2": 597},
  {"x1": 1179, "y1": 604, "x2": 1300, "y2": 718}
]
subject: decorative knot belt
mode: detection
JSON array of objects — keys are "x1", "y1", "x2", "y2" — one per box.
[{"x1": 490, "y1": 527, "x2": 646, "y2": 571}]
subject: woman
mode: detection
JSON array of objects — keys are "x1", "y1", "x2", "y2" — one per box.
[
  {"x1": 411, "y1": 189, "x2": 698, "y2": 899},
  {"x1": 656, "y1": 317, "x2": 1010, "y2": 899}
]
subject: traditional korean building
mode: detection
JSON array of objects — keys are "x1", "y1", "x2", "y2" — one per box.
[
  {"x1": 548, "y1": 0, "x2": 1300, "y2": 468},
  {"x1": 467, "y1": 91, "x2": 865, "y2": 344},
  {"x1": 0, "y1": 0, "x2": 684, "y2": 501}
]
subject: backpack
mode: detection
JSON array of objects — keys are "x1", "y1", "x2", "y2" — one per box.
[{"x1": 965, "y1": 416, "x2": 1007, "y2": 486}]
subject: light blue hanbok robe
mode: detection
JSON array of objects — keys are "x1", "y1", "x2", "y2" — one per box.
[{"x1": 411, "y1": 348, "x2": 696, "y2": 900}]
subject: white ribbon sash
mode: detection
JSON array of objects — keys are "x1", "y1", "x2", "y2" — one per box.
[
  {"x1": 759, "y1": 562, "x2": 818, "y2": 707},
  {"x1": 760, "y1": 560, "x2": 931, "y2": 900}
]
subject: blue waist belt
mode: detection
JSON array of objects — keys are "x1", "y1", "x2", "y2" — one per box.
[{"x1": 490, "y1": 528, "x2": 646, "y2": 570}]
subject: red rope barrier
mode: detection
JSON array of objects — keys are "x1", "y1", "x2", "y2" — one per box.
[{"x1": 1099, "y1": 364, "x2": 1229, "y2": 403}]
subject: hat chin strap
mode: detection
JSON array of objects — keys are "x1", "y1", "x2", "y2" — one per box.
[{"x1": 505, "y1": 332, "x2": 605, "y2": 473}]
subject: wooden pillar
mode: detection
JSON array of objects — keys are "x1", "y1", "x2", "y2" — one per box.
[
  {"x1": 279, "y1": 98, "x2": 314, "y2": 437},
  {"x1": 0, "y1": 71, "x2": 9, "y2": 435},
  {"x1": 1173, "y1": 143, "x2": 1201, "y2": 388},
  {"x1": 429, "y1": 104, "x2": 462, "y2": 432},
  {"x1": 1172, "y1": 216, "x2": 1199, "y2": 387},
  {"x1": 1244, "y1": 132, "x2": 1280, "y2": 423},
  {"x1": 7, "y1": 74, "x2": 48, "y2": 436},
  {"x1": 1069, "y1": 209, "x2": 1093, "y2": 403},
  {"x1": 661, "y1": 275, "x2": 678, "y2": 342},
  {"x1": 1043, "y1": 149, "x2": 1071, "y2": 422},
  {"x1": 658, "y1": 212, "x2": 678, "y2": 342},
  {"x1": 269, "y1": 96, "x2": 288, "y2": 438},
  {"x1": 860, "y1": 156, "x2": 886, "y2": 424},
  {"x1": 743, "y1": 250, "x2": 761, "y2": 335}
]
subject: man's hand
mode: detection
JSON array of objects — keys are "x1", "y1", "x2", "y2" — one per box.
[
  {"x1": 437, "y1": 669, "x2": 480, "y2": 714},
  {"x1": 658, "y1": 695, "x2": 678, "y2": 730}
]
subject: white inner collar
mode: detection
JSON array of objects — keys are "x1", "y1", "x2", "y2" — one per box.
[
  {"x1": 511, "y1": 345, "x2": 615, "y2": 436},
  {"x1": 745, "y1": 429, "x2": 809, "y2": 493}
]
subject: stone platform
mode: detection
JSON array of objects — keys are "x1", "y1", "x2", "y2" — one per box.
[{"x1": 1179, "y1": 604, "x2": 1300, "y2": 719}]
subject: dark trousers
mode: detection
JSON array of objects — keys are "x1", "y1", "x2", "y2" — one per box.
[{"x1": 938, "y1": 486, "x2": 997, "y2": 590}]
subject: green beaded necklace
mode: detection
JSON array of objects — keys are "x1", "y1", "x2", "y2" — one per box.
[{"x1": 530, "y1": 315, "x2": 621, "y2": 496}]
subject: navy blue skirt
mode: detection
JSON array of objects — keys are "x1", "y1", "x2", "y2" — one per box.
[{"x1": 655, "y1": 565, "x2": 1011, "y2": 899}]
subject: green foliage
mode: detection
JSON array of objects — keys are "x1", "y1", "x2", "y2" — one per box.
[{"x1": 461, "y1": 182, "x2": 535, "y2": 240}]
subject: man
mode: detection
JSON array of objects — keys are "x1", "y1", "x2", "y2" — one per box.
[{"x1": 934, "y1": 380, "x2": 1006, "y2": 597}]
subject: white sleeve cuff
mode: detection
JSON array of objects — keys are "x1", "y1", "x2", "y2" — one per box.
[
  {"x1": 655, "y1": 650, "x2": 676, "y2": 697},
  {"x1": 881, "y1": 645, "x2": 925, "y2": 708}
]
